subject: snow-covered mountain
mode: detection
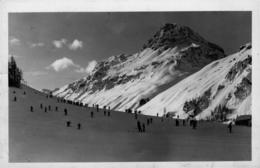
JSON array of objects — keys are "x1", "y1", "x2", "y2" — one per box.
[
  {"x1": 53, "y1": 23, "x2": 225, "y2": 113},
  {"x1": 138, "y1": 43, "x2": 251, "y2": 120}
]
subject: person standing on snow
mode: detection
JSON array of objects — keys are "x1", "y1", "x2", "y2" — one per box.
[{"x1": 228, "y1": 121, "x2": 233, "y2": 133}]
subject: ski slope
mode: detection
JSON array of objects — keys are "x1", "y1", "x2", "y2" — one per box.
[{"x1": 9, "y1": 85, "x2": 251, "y2": 162}]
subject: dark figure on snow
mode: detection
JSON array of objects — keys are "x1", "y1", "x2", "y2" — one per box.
[
  {"x1": 44, "y1": 107, "x2": 47, "y2": 112},
  {"x1": 150, "y1": 118, "x2": 153, "y2": 124},
  {"x1": 190, "y1": 119, "x2": 193, "y2": 127},
  {"x1": 228, "y1": 122, "x2": 232, "y2": 133},
  {"x1": 30, "y1": 106, "x2": 33, "y2": 112},
  {"x1": 23, "y1": 91, "x2": 26, "y2": 95},
  {"x1": 175, "y1": 119, "x2": 179, "y2": 126},
  {"x1": 108, "y1": 111, "x2": 110, "y2": 117},
  {"x1": 142, "y1": 123, "x2": 146, "y2": 132},
  {"x1": 157, "y1": 113, "x2": 159, "y2": 117},
  {"x1": 55, "y1": 106, "x2": 58, "y2": 111},
  {"x1": 64, "y1": 108, "x2": 68, "y2": 116},
  {"x1": 147, "y1": 119, "x2": 150, "y2": 125},
  {"x1": 48, "y1": 105, "x2": 51, "y2": 111},
  {"x1": 104, "y1": 110, "x2": 106, "y2": 116},
  {"x1": 40, "y1": 103, "x2": 43, "y2": 109},
  {"x1": 14, "y1": 96, "x2": 17, "y2": 102},
  {"x1": 192, "y1": 120, "x2": 197, "y2": 129},
  {"x1": 96, "y1": 105, "x2": 99, "y2": 112},
  {"x1": 66, "y1": 121, "x2": 71, "y2": 127},
  {"x1": 135, "y1": 113, "x2": 138, "y2": 119},
  {"x1": 137, "y1": 121, "x2": 142, "y2": 132},
  {"x1": 91, "y1": 111, "x2": 94, "y2": 118},
  {"x1": 77, "y1": 123, "x2": 81, "y2": 130}
]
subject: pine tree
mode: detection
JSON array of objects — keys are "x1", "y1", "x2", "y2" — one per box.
[{"x1": 8, "y1": 56, "x2": 23, "y2": 88}]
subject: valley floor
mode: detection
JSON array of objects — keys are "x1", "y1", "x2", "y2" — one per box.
[{"x1": 9, "y1": 86, "x2": 251, "y2": 162}]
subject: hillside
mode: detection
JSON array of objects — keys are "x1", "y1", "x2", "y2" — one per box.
[
  {"x1": 9, "y1": 85, "x2": 251, "y2": 161},
  {"x1": 138, "y1": 43, "x2": 251, "y2": 120},
  {"x1": 53, "y1": 23, "x2": 225, "y2": 112}
]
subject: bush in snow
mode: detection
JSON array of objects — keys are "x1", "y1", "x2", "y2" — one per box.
[{"x1": 183, "y1": 88, "x2": 211, "y2": 116}]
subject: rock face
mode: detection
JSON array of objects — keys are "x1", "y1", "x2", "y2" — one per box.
[
  {"x1": 138, "y1": 43, "x2": 251, "y2": 120},
  {"x1": 53, "y1": 23, "x2": 225, "y2": 112},
  {"x1": 143, "y1": 23, "x2": 224, "y2": 53}
]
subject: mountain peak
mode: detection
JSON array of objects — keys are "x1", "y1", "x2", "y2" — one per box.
[{"x1": 142, "y1": 23, "x2": 218, "y2": 51}]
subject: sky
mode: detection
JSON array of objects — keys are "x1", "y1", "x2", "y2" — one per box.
[{"x1": 9, "y1": 12, "x2": 251, "y2": 91}]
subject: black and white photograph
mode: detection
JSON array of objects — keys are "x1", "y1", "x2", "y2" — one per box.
[{"x1": 1, "y1": 0, "x2": 260, "y2": 167}]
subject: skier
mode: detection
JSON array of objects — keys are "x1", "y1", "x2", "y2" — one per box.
[
  {"x1": 104, "y1": 110, "x2": 106, "y2": 116},
  {"x1": 40, "y1": 103, "x2": 43, "y2": 109},
  {"x1": 30, "y1": 106, "x2": 33, "y2": 112},
  {"x1": 77, "y1": 123, "x2": 81, "y2": 130},
  {"x1": 108, "y1": 111, "x2": 111, "y2": 117},
  {"x1": 44, "y1": 107, "x2": 47, "y2": 112},
  {"x1": 192, "y1": 120, "x2": 197, "y2": 129},
  {"x1": 142, "y1": 123, "x2": 146, "y2": 132},
  {"x1": 66, "y1": 121, "x2": 71, "y2": 127},
  {"x1": 175, "y1": 119, "x2": 179, "y2": 126},
  {"x1": 55, "y1": 106, "x2": 58, "y2": 111},
  {"x1": 147, "y1": 119, "x2": 150, "y2": 125},
  {"x1": 137, "y1": 121, "x2": 142, "y2": 132},
  {"x1": 64, "y1": 108, "x2": 68, "y2": 116},
  {"x1": 190, "y1": 118, "x2": 193, "y2": 127},
  {"x1": 48, "y1": 105, "x2": 51, "y2": 111},
  {"x1": 14, "y1": 96, "x2": 17, "y2": 102},
  {"x1": 228, "y1": 122, "x2": 233, "y2": 133},
  {"x1": 96, "y1": 104, "x2": 99, "y2": 112},
  {"x1": 91, "y1": 111, "x2": 94, "y2": 118}
]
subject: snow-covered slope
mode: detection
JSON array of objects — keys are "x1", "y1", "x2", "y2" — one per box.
[
  {"x1": 9, "y1": 85, "x2": 251, "y2": 161},
  {"x1": 53, "y1": 23, "x2": 225, "y2": 111},
  {"x1": 138, "y1": 43, "x2": 252, "y2": 120}
]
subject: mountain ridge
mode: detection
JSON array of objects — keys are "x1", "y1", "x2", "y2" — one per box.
[{"x1": 53, "y1": 23, "x2": 226, "y2": 115}]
